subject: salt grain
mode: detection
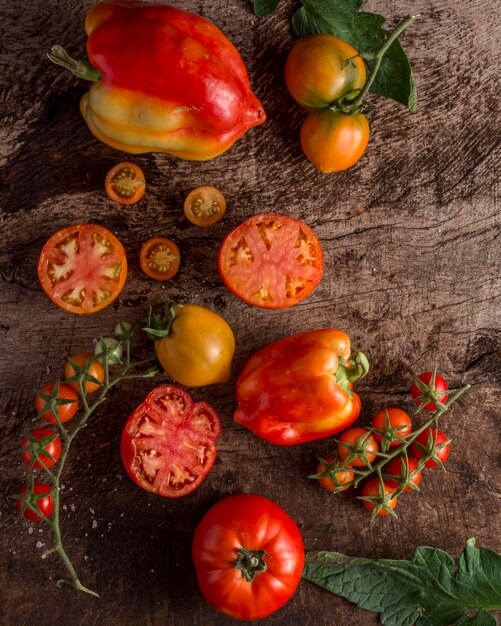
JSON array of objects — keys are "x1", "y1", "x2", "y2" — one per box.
[{"x1": 92, "y1": 520, "x2": 97, "y2": 529}]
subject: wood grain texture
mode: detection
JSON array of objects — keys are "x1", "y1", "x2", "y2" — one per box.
[{"x1": 1, "y1": 0, "x2": 500, "y2": 624}]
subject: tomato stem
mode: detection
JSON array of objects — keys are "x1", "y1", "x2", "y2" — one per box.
[
  {"x1": 351, "y1": 14, "x2": 420, "y2": 110},
  {"x1": 47, "y1": 45, "x2": 102, "y2": 82},
  {"x1": 233, "y1": 546, "x2": 271, "y2": 582}
]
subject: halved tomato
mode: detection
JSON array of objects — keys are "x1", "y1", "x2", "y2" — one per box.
[
  {"x1": 105, "y1": 162, "x2": 145, "y2": 205},
  {"x1": 140, "y1": 237, "x2": 180, "y2": 280},
  {"x1": 38, "y1": 224, "x2": 127, "y2": 314},
  {"x1": 218, "y1": 213, "x2": 323, "y2": 309},
  {"x1": 184, "y1": 186, "x2": 227, "y2": 226},
  {"x1": 120, "y1": 385, "x2": 221, "y2": 498}
]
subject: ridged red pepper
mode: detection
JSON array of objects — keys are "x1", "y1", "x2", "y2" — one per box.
[
  {"x1": 49, "y1": 0, "x2": 265, "y2": 159},
  {"x1": 234, "y1": 329, "x2": 369, "y2": 445}
]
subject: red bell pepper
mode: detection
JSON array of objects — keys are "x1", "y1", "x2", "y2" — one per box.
[
  {"x1": 234, "y1": 329, "x2": 369, "y2": 445},
  {"x1": 49, "y1": 0, "x2": 265, "y2": 159}
]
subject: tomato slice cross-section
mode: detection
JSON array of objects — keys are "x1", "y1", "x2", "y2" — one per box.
[
  {"x1": 38, "y1": 224, "x2": 127, "y2": 314},
  {"x1": 140, "y1": 237, "x2": 180, "y2": 280},
  {"x1": 121, "y1": 385, "x2": 221, "y2": 498},
  {"x1": 218, "y1": 213, "x2": 323, "y2": 308}
]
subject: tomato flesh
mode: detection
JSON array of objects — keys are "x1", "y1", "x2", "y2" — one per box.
[
  {"x1": 105, "y1": 162, "x2": 145, "y2": 205},
  {"x1": 218, "y1": 213, "x2": 323, "y2": 309},
  {"x1": 184, "y1": 186, "x2": 226, "y2": 226},
  {"x1": 140, "y1": 237, "x2": 180, "y2": 280},
  {"x1": 38, "y1": 224, "x2": 127, "y2": 314},
  {"x1": 121, "y1": 385, "x2": 221, "y2": 497}
]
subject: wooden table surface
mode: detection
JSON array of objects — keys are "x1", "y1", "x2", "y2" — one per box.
[{"x1": 1, "y1": 1, "x2": 500, "y2": 624}]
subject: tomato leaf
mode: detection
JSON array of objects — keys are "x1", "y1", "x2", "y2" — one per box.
[
  {"x1": 291, "y1": 0, "x2": 417, "y2": 111},
  {"x1": 303, "y1": 539, "x2": 501, "y2": 625},
  {"x1": 250, "y1": 0, "x2": 281, "y2": 16}
]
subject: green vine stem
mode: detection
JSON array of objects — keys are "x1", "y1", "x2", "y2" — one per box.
[{"x1": 12, "y1": 322, "x2": 158, "y2": 596}]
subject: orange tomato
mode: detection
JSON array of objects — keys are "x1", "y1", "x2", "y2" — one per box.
[
  {"x1": 105, "y1": 162, "x2": 145, "y2": 205},
  {"x1": 184, "y1": 186, "x2": 226, "y2": 226},
  {"x1": 65, "y1": 352, "x2": 105, "y2": 394},
  {"x1": 140, "y1": 237, "x2": 180, "y2": 280}
]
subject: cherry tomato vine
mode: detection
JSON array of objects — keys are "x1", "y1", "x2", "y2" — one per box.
[{"x1": 12, "y1": 322, "x2": 158, "y2": 596}]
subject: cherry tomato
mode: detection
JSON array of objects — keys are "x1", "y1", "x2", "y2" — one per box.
[
  {"x1": 35, "y1": 382, "x2": 79, "y2": 424},
  {"x1": 360, "y1": 479, "x2": 398, "y2": 516},
  {"x1": 65, "y1": 352, "x2": 105, "y2": 394},
  {"x1": 105, "y1": 162, "x2": 145, "y2": 205},
  {"x1": 285, "y1": 34, "x2": 366, "y2": 109},
  {"x1": 140, "y1": 237, "x2": 180, "y2": 280},
  {"x1": 371, "y1": 408, "x2": 412, "y2": 448},
  {"x1": 411, "y1": 427, "x2": 450, "y2": 468},
  {"x1": 192, "y1": 494, "x2": 304, "y2": 620},
  {"x1": 121, "y1": 385, "x2": 221, "y2": 497},
  {"x1": 184, "y1": 186, "x2": 227, "y2": 226},
  {"x1": 21, "y1": 429, "x2": 62, "y2": 469},
  {"x1": 218, "y1": 213, "x2": 323, "y2": 309},
  {"x1": 385, "y1": 456, "x2": 422, "y2": 492},
  {"x1": 38, "y1": 224, "x2": 127, "y2": 314},
  {"x1": 300, "y1": 109, "x2": 370, "y2": 173},
  {"x1": 16, "y1": 483, "x2": 54, "y2": 521},
  {"x1": 337, "y1": 427, "x2": 378, "y2": 467},
  {"x1": 411, "y1": 372, "x2": 449, "y2": 410},
  {"x1": 316, "y1": 456, "x2": 354, "y2": 493}
]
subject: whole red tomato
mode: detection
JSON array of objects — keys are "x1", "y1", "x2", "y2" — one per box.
[
  {"x1": 192, "y1": 494, "x2": 304, "y2": 620},
  {"x1": 411, "y1": 427, "x2": 450, "y2": 468},
  {"x1": 411, "y1": 371, "x2": 449, "y2": 410}
]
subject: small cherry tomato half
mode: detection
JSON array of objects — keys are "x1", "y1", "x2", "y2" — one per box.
[
  {"x1": 16, "y1": 483, "x2": 54, "y2": 521},
  {"x1": 105, "y1": 162, "x2": 145, "y2": 205},
  {"x1": 184, "y1": 186, "x2": 227, "y2": 226},
  {"x1": 121, "y1": 385, "x2": 221, "y2": 497},
  {"x1": 192, "y1": 494, "x2": 304, "y2": 620},
  {"x1": 35, "y1": 382, "x2": 79, "y2": 424},
  {"x1": 285, "y1": 34, "x2": 366, "y2": 110},
  {"x1": 337, "y1": 427, "x2": 378, "y2": 467},
  {"x1": 300, "y1": 109, "x2": 370, "y2": 173},
  {"x1": 218, "y1": 213, "x2": 324, "y2": 309},
  {"x1": 385, "y1": 456, "x2": 422, "y2": 492},
  {"x1": 38, "y1": 223, "x2": 127, "y2": 314},
  {"x1": 371, "y1": 408, "x2": 412, "y2": 448},
  {"x1": 360, "y1": 479, "x2": 398, "y2": 516},
  {"x1": 65, "y1": 352, "x2": 105, "y2": 394},
  {"x1": 411, "y1": 427, "x2": 451, "y2": 468},
  {"x1": 139, "y1": 237, "x2": 180, "y2": 281},
  {"x1": 411, "y1": 372, "x2": 449, "y2": 410},
  {"x1": 316, "y1": 456, "x2": 354, "y2": 493},
  {"x1": 21, "y1": 429, "x2": 62, "y2": 469}
]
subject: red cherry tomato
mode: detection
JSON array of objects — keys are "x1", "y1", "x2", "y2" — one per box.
[
  {"x1": 337, "y1": 427, "x2": 378, "y2": 467},
  {"x1": 121, "y1": 385, "x2": 221, "y2": 497},
  {"x1": 360, "y1": 479, "x2": 398, "y2": 516},
  {"x1": 371, "y1": 408, "x2": 412, "y2": 447},
  {"x1": 316, "y1": 456, "x2": 354, "y2": 492},
  {"x1": 385, "y1": 456, "x2": 422, "y2": 492},
  {"x1": 411, "y1": 427, "x2": 450, "y2": 468},
  {"x1": 35, "y1": 382, "x2": 79, "y2": 424},
  {"x1": 411, "y1": 372, "x2": 449, "y2": 410},
  {"x1": 38, "y1": 224, "x2": 127, "y2": 314},
  {"x1": 192, "y1": 494, "x2": 304, "y2": 620},
  {"x1": 218, "y1": 213, "x2": 324, "y2": 309},
  {"x1": 105, "y1": 162, "x2": 145, "y2": 205},
  {"x1": 184, "y1": 186, "x2": 227, "y2": 226},
  {"x1": 139, "y1": 237, "x2": 180, "y2": 280},
  {"x1": 16, "y1": 483, "x2": 54, "y2": 521},
  {"x1": 21, "y1": 429, "x2": 62, "y2": 469}
]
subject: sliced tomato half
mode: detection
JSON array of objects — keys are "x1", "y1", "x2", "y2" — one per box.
[
  {"x1": 120, "y1": 385, "x2": 221, "y2": 498},
  {"x1": 218, "y1": 213, "x2": 324, "y2": 309},
  {"x1": 38, "y1": 224, "x2": 127, "y2": 314}
]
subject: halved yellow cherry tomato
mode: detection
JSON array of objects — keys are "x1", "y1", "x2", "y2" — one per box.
[
  {"x1": 184, "y1": 186, "x2": 226, "y2": 226},
  {"x1": 140, "y1": 237, "x2": 180, "y2": 281},
  {"x1": 105, "y1": 162, "x2": 146, "y2": 205}
]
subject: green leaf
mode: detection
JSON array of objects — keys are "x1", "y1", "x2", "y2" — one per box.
[
  {"x1": 251, "y1": 0, "x2": 280, "y2": 16},
  {"x1": 457, "y1": 611, "x2": 498, "y2": 626},
  {"x1": 291, "y1": 0, "x2": 417, "y2": 110},
  {"x1": 303, "y1": 539, "x2": 501, "y2": 625}
]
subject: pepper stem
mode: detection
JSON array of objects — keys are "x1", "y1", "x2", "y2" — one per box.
[
  {"x1": 336, "y1": 351, "x2": 370, "y2": 396},
  {"x1": 47, "y1": 45, "x2": 101, "y2": 82},
  {"x1": 351, "y1": 14, "x2": 419, "y2": 109},
  {"x1": 233, "y1": 547, "x2": 270, "y2": 583}
]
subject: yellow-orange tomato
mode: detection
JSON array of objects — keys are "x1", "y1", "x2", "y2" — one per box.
[
  {"x1": 285, "y1": 34, "x2": 366, "y2": 110},
  {"x1": 65, "y1": 352, "x2": 105, "y2": 394},
  {"x1": 105, "y1": 162, "x2": 145, "y2": 205},
  {"x1": 140, "y1": 237, "x2": 180, "y2": 281},
  {"x1": 184, "y1": 186, "x2": 226, "y2": 226},
  {"x1": 300, "y1": 110, "x2": 369, "y2": 173},
  {"x1": 152, "y1": 304, "x2": 235, "y2": 387}
]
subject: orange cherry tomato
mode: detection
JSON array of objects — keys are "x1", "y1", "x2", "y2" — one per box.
[
  {"x1": 337, "y1": 427, "x2": 378, "y2": 467},
  {"x1": 65, "y1": 352, "x2": 105, "y2": 394},
  {"x1": 140, "y1": 237, "x2": 180, "y2": 281},
  {"x1": 300, "y1": 110, "x2": 369, "y2": 173},
  {"x1": 35, "y1": 382, "x2": 79, "y2": 424},
  {"x1": 361, "y1": 479, "x2": 398, "y2": 516},
  {"x1": 316, "y1": 456, "x2": 354, "y2": 493},
  {"x1": 184, "y1": 186, "x2": 226, "y2": 226},
  {"x1": 105, "y1": 162, "x2": 145, "y2": 205}
]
